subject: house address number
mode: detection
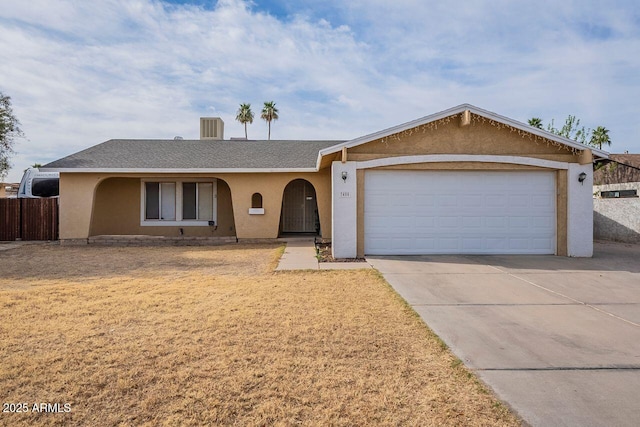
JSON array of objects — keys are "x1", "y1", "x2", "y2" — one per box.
[{"x1": 340, "y1": 191, "x2": 351, "y2": 198}]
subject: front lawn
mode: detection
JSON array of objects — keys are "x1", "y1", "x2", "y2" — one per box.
[{"x1": 0, "y1": 244, "x2": 519, "y2": 426}]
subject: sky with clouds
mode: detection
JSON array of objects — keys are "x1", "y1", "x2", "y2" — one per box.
[{"x1": 1, "y1": 0, "x2": 639, "y2": 182}]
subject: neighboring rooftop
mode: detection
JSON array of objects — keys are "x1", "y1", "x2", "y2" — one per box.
[
  {"x1": 594, "y1": 154, "x2": 640, "y2": 185},
  {"x1": 42, "y1": 139, "x2": 344, "y2": 171},
  {"x1": 1, "y1": 182, "x2": 19, "y2": 198}
]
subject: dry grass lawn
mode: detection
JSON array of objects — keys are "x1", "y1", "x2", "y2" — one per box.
[{"x1": 0, "y1": 244, "x2": 520, "y2": 426}]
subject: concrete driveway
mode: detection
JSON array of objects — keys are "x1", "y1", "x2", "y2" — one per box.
[{"x1": 368, "y1": 241, "x2": 640, "y2": 427}]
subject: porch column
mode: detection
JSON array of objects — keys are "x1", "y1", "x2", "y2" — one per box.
[
  {"x1": 331, "y1": 161, "x2": 357, "y2": 258},
  {"x1": 567, "y1": 163, "x2": 593, "y2": 257},
  {"x1": 59, "y1": 173, "x2": 103, "y2": 243}
]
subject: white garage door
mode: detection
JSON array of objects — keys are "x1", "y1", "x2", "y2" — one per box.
[{"x1": 364, "y1": 170, "x2": 556, "y2": 255}]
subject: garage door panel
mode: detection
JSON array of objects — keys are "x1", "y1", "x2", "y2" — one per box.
[
  {"x1": 508, "y1": 217, "x2": 530, "y2": 228},
  {"x1": 533, "y1": 216, "x2": 555, "y2": 229},
  {"x1": 415, "y1": 216, "x2": 435, "y2": 228},
  {"x1": 483, "y1": 174, "x2": 508, "y2": 186},
  {"x1": 415, "y1": 195, "x2": 434, "y2": 206},
  {"x1": 532, "y1": 193, "x2": 554, "y2": 206},
  {"x1": 392, "y1": 238, "x2": 413, "y2": 250},
  {"x1": 367, "y1": 237, "x2": 390, "y2": 251},
  {"x1": 367, "y1": 215, "x2": 391, "y2": 229},
  {"x1": 462, "y1": 217, "x2": 482, "y2": 228},
  {"x1": 508, "y1": 194, "x2": 529, "y2": 207},
  {"x1": 463, "y1": 238, "x2": 483, "y2": 250},
  {"x1": 436, "y1": 195, "x2": 458, "y2": 207},
  {"x1": 391, "y1": 194, "x2": 412, "y2": 206},
  {"x1": 367, "y1": 194, "x2": 388, "y2": 208},
  {"x1": 438, "y1": 217, "x2": 460, "y2": 228},
  {"x1": 533, "y1": 238, "x2": 554, "y2": 250},
  {"x1": 485, "y1": 195, "x2": 507, "y2": 207},
  {"x1": 485, "y1": 217, "x2": 508, "y2": 228},
  {"x1": 462, "y1": 195, "x2": 483, "y2": 208},
  {"x1": 415, "y1": 238, "x2": 436, "y2": 249},
  {"x1": 486, "y1": 238, "x2": 508, "y2": 250},
  {"x1": 437, "y1": 238, "x2": 459, "y2": 250},
  {"x1": 364, "y1": 170, "x2": 556, "y2": 255}
]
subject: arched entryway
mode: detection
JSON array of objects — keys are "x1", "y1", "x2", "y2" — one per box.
[{"x1": 279, "y1": 179, "x2": 319, "y2": 235}]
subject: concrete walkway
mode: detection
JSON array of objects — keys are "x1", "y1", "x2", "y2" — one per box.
[
  {"x1": 275, "y1": 238, "x2": 372, "y2": 270},
  {"x1": 368, "y1": 242, "x2": 640, "y2": 427}
]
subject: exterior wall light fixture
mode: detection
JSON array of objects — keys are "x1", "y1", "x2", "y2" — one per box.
[
  {"x1": 578, "y1": 172, "x2": 587, "y2": 185},
  {"x1": 341, "y1": 171, "x2": 348, "y2": 182}
]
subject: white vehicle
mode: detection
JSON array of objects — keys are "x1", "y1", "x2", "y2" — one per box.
[{"x1": 17, "y1": 168, "x2": 60, "y2": 198}]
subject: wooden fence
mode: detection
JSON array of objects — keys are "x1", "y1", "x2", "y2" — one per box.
[{"x1": 0, "y1": 198, "x2": 59, "y2": 241}]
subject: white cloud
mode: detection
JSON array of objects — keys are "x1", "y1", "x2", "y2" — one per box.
[{"x1": 1, "y1": 0, "x2": 639, "y2": 182}]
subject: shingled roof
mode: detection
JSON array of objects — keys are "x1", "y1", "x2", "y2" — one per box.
[{"x1": 43, "y1": 139, "x2": 343, "y2": 171}]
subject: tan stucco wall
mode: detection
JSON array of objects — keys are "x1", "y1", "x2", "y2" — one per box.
[
  {"x1": 59, "y1": 171, "x2": 331, "y2": 240},
  {"x1": 59, "y1": 174, "x2": 104, "y2": 239},
  {"x1": 90, "y1": 178, "x2": 236, "y2": 237},
  {"x1": 348, "y1": 117, "x2": 582, "y2": 163},
  {"x1": 556, "y1": 170, "x2": 568, "y2": 256},
  {"x1": 221, "y1": 171, "x2": 331, "y2": 239}
]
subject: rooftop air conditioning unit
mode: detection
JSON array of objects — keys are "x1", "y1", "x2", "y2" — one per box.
[{"x1": 200, "y1": 117, "x2": 224, "y2": 140}]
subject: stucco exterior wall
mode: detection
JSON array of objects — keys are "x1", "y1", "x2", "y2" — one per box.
[
  {"x1": 223, "y1": 171, "x2": 331, "y2": 239},
  {"x1": 59, "y1": 171, "x2": 331, "y2": 241},
  {"x1": 567, "y1": 164, "x2": 594, "y2": 256},
  {"x1": 90, "y1": 178, "x2": 236, "y2": 237},
  {"x1": 59, "y1": 173, "x2": 103, "y2": 239},
  {"x1": 348, "y1": 117, "x2": 580, "y2": 162},
  {"x1": 593, "y1": 182, "x2": 640, "y2": 243},
  {"x1": 556, "y1": 170, "x2": 568, "y2": 256}
]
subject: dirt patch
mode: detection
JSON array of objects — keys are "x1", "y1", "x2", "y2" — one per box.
[
  {"x1": 0, "y1": 244, "x2": 519, "y2": 426},
  {"x1": 0, "y1": 244, "x2": 280, "y2": 290}
]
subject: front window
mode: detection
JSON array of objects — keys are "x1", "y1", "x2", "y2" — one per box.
[
  {"x1": 145, "y1": 182, "x2": 176, "y2": 220},
  {"x1": 141, "y1": 179, "x2": 217, "y2": 226},
  {"x1": 182, "y1": 182, "x2": 214, "y2": 220}
]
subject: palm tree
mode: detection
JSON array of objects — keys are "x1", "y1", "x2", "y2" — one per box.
[
  {"x1": 528, "y1": 117, "x2": 543, "y2": 129},
  {"x1": 590, "y1": 126, "x2": 611, "y2": 149},
  {"x1": 261, "y1": 101, "x2": 279, "y2": 140},
  {"x1": 235, "y1": 103, "x2": 254, "y2": 139}
]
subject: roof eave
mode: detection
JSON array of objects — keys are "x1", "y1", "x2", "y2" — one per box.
[{"x1": 41, "y1": 167, "x2": 319, "y2": 174}]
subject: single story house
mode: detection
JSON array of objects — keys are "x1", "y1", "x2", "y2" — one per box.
[{"x1": 43, "y1": 104, "x2": 608, "y2": 257}]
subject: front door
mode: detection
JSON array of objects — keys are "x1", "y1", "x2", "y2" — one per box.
[{"x1": 280, "y1": 179, "x2": 318, "y2": 233}]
